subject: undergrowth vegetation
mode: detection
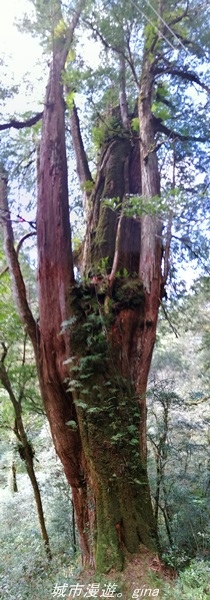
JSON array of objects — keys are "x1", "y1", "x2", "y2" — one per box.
[{"x1": 0, "y1": 380, "x2": 209, "y2": 600}]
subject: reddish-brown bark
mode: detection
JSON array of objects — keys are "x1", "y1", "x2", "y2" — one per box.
[
  {"x1": 35, "y1": 1, "x2": 91, "y2": 561},
  {"x1": 1, "y1": 0, "x2": 92, "y2": 564}
]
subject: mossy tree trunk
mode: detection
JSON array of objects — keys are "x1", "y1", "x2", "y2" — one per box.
[{"x1": 68, "y1": 282, "x2": 158, "y2": 571}]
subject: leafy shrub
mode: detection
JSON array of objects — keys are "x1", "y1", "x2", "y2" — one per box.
[{"x1": 162, "y1": 559, "x2": 210, "y2": 599}]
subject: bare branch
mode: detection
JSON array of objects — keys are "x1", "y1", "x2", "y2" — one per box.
[
  {"x1": 0, "y1": 342, "x2": 8, "y2": 364},
  {"x1": 159, "y1": 301, "x2": 179, "y2": 338},
  {"x1": 0, "y1": 232, "x2": 36, "y2": 279},
  {"x1": 0, "y1": 170, "x2": 38, "y2": 356},
  {"x1": 16, "y1": 232, "x2": 37, "y2": 256}
]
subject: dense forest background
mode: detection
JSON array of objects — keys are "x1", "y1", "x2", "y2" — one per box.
[{"x1": 0, "y1": 0, "x2": 210, "y2": 598}]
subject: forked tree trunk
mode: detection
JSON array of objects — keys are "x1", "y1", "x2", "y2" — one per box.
[
  {"x1": 0, "y1": 9, "x2": 165, "y2": 572},
  {"x1": 67, "y1": 38, "x2": 164, "y2": 571}
]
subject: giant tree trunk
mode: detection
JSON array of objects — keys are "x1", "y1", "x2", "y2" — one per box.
[
  {"x1": 68, "y1": 282, "x2": 158, "y2": 571},
  {"x1": 67, "y1": 37, "x2": 163, "y2": 571},
  {"x1": 1, "y1": 7, "x2": 165, "y2": 571}
]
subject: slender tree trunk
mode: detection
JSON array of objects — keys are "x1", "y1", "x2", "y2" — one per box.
[
  {"x1": 16, "y1": 414, "x2": 52, "y2": 558},
  {"x1": 11, "y1": 461, "x2": 18, "y2": 493},
  {"x1": 71, "y1": 499, "x2": 77, "y2": 554},
  {"x1": 0, "y1": 358, "x2": 51, "y2": 558},
  {"x1": 159, "y1": 504, "x2": 173, "y2": 547},
  {"x1": 136, "y1": 52, "x2": 163, "y2": 462},
  {"x1": 25, "y1": 447, "x2": 52, "y2": 559},
  {"x1": 36, "y1": 1, "x2": 92, "y2": 564}
]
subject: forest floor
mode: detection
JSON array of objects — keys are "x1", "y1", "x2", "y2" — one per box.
[{"x1": 73, "y1": 547, "x2": 176, "y2": 599}]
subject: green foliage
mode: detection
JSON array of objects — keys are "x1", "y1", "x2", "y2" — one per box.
[
  {"x1": 151, "y1": 101, "x2": 170, "y2": 122},
  {"x1": 0, "y1": 433, "x2": 79, "y2": 600},
  {"x1": 144, "y1": 23, "x2": 158, "y2": 51},
  {"x1": 102, "y1": 197, "x2": 122, "y2": 211},
  {"x1": 66, "y1": 419, "x2": 78, "y2": 430},
  {"x1": 81, "y1": 179, "x2": 94, "y2": 194},
  {"x1": 91, "y1": 114, "x2": 124, "y2": 149},
  {"x1": 0, "y1": 58, "x2": 18, "y2": 106},
  {"x1": 64, "y1": 282, "x2": 145, "y2": 486},
  {"x1": 54, "y1": 17, "x2": 67, "y2": 41},
  {"x1": 103, "y1": 192, "x2": 178, "y2": 220},
  {"x1": 65, "y1": 90, "x2": 75, "y2": 110},
  {"x1": 17, "y1": 0, "x2": 64, "y2": 51},
  {"x1": 148, "y1": 290, "x2": 210, "y2": 564},
  {"x1": 162, "y1": 560, "x2": 210, "y2": 599},
  {"x1": 131, "y1": 117, "x2": 140, "y2": 132}
]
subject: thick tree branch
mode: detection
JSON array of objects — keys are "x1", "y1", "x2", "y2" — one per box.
[
  {"x1": 155, "y1": 65, "x2": 210, "y2": 95},
  {"x1": 153, "y1": 115, "x2": 209, "y2": 143},
  {"x1": 70, "y1": 101, "x2": 93, "y2": 188},
  {"x1": 0, "y1": 112, "x2": 43, "y2": 131},
  {"x1": 168, "y1": 1, "x2": 189, "y2": 27}
]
